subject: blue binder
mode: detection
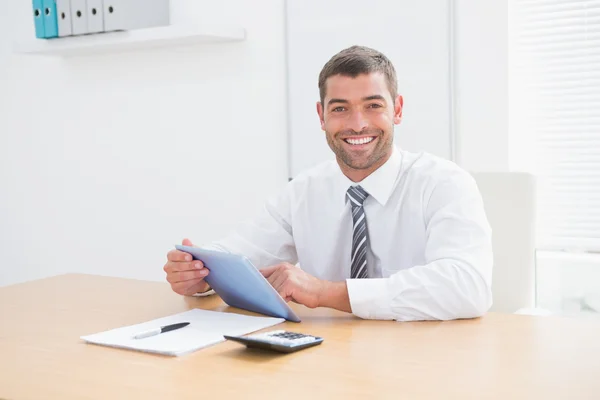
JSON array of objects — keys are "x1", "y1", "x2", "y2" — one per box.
[
  {"x1": 42, "y1": 0, "x2": 58, "y2": 38},
  {"x1": 32, "y1": 0, "x2": 46, "y2": 38}
]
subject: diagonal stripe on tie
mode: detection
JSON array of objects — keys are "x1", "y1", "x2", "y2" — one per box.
[
  {"x1": 352, "y1": 208, "x2": 365, "y2": 225},
  {"x1": 351, "y1": 235, "x2": 367, "y2": 263},
  {"x1": 351, "y1": 245, "x2": 367, "y2": 272},
  {"x1": 349, "y1": 186, "x2": 367, "y2": 201},
  {"x1": 347, "y1": 185, "x2": 370, "y2": 279},
  {"x1": 353, "y1": 221, "x2": 366, "y2": 242},
  {"x1": 355, "y1": 259, "x2": 368, "y2": 279},
  {"x1": 348, "y1": 194, "x2": 362, "y2": 207}
]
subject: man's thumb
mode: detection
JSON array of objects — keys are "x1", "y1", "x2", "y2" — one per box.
[{"x1": 182, "y1": 238, "x2": 194, "y2": 247}]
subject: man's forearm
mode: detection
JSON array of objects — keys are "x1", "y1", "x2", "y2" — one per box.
[{"x1": 318, "y1": 281, "x2": 352, "y2": 313}]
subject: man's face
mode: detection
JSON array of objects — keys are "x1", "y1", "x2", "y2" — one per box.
[{"x1": 317, "y1": 73, "x2": 403, "y2": 181}]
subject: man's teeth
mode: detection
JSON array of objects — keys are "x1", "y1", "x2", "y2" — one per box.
[{"x1": 345, "y1": 137, "x2": 374, "y2": 145}]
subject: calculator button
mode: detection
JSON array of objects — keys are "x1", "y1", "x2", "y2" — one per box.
[
  {"x1": 245, "y1": 331, "x2": 319, "y2": 348},
  {"x1": 265, "y1": 330, "x2": 285, "y2": 335},
  {"x1": 273, "y1": 332, "x2": 305, "y2": 338}
]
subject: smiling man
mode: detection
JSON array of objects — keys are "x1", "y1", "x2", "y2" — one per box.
[{"x1": 163, "y1": 46, "x2": 493, "y2": 321}]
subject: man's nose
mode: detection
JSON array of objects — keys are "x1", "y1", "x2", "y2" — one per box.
[{"x1": 346, "y1": 110, "x2": 369, "y2": 133}]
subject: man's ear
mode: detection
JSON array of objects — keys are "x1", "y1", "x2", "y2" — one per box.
[
  {"x1": 393, "y1": 95, "x2": 403, "y2": 124},
  {"x1": 316, "y1": 101, "x2": 326, "y2": 131}
]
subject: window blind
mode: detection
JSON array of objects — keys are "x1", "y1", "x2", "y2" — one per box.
[{"x1": 509, "y1": 0, "x2": 600, "y2": 251}]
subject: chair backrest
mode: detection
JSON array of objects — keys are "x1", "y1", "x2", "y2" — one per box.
[{"x1": 470, "y1": 172, "x2": 537, "y2": 313}]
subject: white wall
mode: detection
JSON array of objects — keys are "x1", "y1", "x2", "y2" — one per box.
[
  {"x1": 285, "y1": 0, "x2": 510, "y2": 175},
  {"x1": 286, "y1": 0, "x2": 452, "y2": 177},
  {"x1": 0, "y1": 0, "x2": 511, "y2": 288},
  {"x1": 0, "y1": 0, "x2": 289, "y2": 286},
  {"x1": 454, "y1": 0, "x2": 509, "y2": 172}
]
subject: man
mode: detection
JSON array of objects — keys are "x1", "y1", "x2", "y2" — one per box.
[{"x1": 164, "y1": 45, "x2": 493, "y2": 321}]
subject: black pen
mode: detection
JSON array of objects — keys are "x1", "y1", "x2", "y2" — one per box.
[{"x1": 132, "y1": 322, "x2": 190, "y2": 340}]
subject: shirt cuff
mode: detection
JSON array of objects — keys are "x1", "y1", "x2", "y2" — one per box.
[
  {"x1": 191, "y1": 289, "x2": 216, "y2": 297},
  {"x1": 346, "y1": 278, "x2": 394, "y2": 320}
]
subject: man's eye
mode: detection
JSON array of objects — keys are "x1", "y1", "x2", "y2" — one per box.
[
  {"x1": 332, "y1": 107, "x2": 346, "y2": 112},
  {"x1": 368, "y1": 103, "x2": 383, "y2": 109}
]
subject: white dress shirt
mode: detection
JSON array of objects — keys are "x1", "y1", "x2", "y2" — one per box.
[{"x1": 203, "y1": 146, "x2": 493, "y2": 321}]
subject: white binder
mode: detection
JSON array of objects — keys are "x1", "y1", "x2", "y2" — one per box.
[
  {"x1": 70, "y1": 0, "x2": 88, "y2": 35},
  {"x1": 86, "y1": 0, "x2": 104, "y2": 33},
  {"x1": 56, "y1": 0, "x2": 73, "y2": 36},
  {"x1": 103, "y1": 0, "x2": 169, "y2": 32}
]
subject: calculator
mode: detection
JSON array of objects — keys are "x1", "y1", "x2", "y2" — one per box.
[{"x1": 223, "y1": 330, "x2": 324, "y2": 353}]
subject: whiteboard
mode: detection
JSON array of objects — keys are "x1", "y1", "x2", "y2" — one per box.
[{"x1": 285, "y1": 0, "x2": 452, "y2": 178}]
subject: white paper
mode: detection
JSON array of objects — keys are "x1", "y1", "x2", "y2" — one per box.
[{"x1": 80, "y1": 309, "x2": 285, "y2": 356}]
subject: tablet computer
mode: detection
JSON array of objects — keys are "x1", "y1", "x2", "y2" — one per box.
[{"x1": 175, "y1": 245, "x2": 301, "y2": 322}]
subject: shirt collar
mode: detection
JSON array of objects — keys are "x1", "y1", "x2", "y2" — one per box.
[{"x1": 338, "y1": 146, "x2": 403, "y2": 207}]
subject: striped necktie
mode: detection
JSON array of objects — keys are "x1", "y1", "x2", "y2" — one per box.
[{"x1": 347, "y1": 185, "x2": 369, "y2": 279}]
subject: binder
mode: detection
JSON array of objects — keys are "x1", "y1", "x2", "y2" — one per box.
[
  {"x1": 32, "y1": 0, "x2": 46, "y2": 38},
  {"x1": 104, "y1": 0, "x2": 169, "y2": 32},
  {"x1": 42, "y1": 0, "x2": 58, "y2": 38},
  {"x1": 56, "y1": 0, "x2": 73, "y2": 37},
  {"x1": 86, "y1": 0, "x2": 104, "y2": 34},
  {"x1": 70, "y1": 0, "x2": 88, "y2": 35}
]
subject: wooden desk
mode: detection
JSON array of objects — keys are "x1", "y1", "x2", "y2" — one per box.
[{"x1": 1, "y1": 274, "x2": 599, "y2": 399}]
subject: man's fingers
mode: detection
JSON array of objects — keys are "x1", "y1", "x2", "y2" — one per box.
[
  {"x1": 175, "y1": 260, "x2": 204, "y2": 272},
  {"x1": 167, "y1": 249, "x2": 193, "y2": 262},
  {"x1": 266, "y1": 270, "x2": 293, "y2": 302},
  {"x1": 259, "y1": 264, "x2": 280, "y2": 278},
  {"x1": 276, "y1": 288, "x2": 292, "y2": 303},
  {"x1": 264, "y1": 268, "x2": 281, "y2": 287},
  {"x1": 172, "y1": 279, "x2": 206, "y2": 296},
  {"x1": 164, "y1": 260, "x2": 205, "y2": 273},
  {"x1": 182, "y1": 238, "x2": 194, "y2": 247},
  {"x1": 271, "y1": 271, "x2": 289, "y2": 293},
  {"x1": 166, "y1": 269, "x2": 208, "y2": 284},
  {"x1": 184, "y1": 280, "x2": 209, "y2": 296}
]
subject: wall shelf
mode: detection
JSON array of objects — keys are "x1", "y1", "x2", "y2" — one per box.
[{"x1": 13, "y1": 25, "x2": 246, "y2": 56}]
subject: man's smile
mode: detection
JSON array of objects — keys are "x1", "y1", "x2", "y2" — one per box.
[{"x1": 341, "y1": 135, "x2": 378, "y2": 148}]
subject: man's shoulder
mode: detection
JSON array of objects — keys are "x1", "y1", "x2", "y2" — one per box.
[{"x1": 401, "y1": 150, "x2": 474, "y2": 187}]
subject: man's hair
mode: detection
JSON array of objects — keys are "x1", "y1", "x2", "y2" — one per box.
[{"x1": 318, "y1": 45, "x2": 398, "y2": 106}]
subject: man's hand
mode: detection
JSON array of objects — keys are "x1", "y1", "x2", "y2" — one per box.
[
  {"x1": 260, "y1": 264, "x2": 352, "y2": 312},
  {"x1": 260, "y1": 263, "x2": 326, "y2": 308},
  {"x1": 163, "y1": 238, "x2": 210, "y2": 296}
]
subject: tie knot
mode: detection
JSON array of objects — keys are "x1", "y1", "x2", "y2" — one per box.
[{"x1": 347, "y1": 185, "x2": 369, "y2": 207}]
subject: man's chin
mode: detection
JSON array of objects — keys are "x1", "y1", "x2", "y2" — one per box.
[
  {"x1": 342, "y1": 157, "x2": 376, "y2": 171},
  {"x1": 340, "y1": 149, "x2": 391, "y2": 171}
]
